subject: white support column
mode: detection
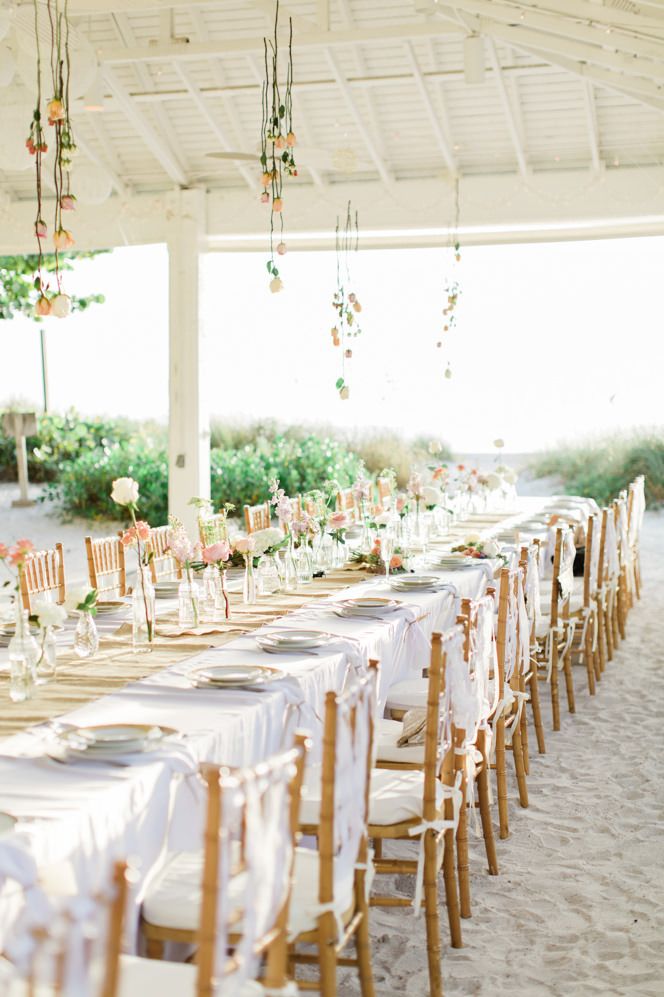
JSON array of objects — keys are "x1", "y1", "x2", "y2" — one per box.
[{"x1": 168, "y1": 187, "x2": 209, "y2": 536}]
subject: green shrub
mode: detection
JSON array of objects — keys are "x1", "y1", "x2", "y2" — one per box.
[
  {"x1": 529, "y1": 430, "x2": 664, "y2": 507},
  {"x1": 44, "y1": 443, "x2": 169, "y2": 524},
  {"x1": 0, "y1": 409, "x2": 165, "y2": 483}
]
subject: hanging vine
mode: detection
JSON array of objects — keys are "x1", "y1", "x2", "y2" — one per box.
[
  {"x1": 27, "y1": 0, "x2": 78, "y2": 318},
  {"x1": 259, "y1": 0, "x2": 297, "y2": 293},
  {"x1": 437, "y1": 178, "x2": 462, "y2": 380},
  {"x1": 330, "y1": 201, "x2": 362, "y2": 400}
]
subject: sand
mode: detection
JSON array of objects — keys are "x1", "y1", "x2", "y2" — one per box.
[{"x1": 339, "y1": 511, "x2": 664, "y2": 997}]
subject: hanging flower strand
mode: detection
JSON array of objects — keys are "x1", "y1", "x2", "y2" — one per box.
[
  {"x1": 260, "y1": 0, "x2": 297, "y2": 293},
  {"x1": 438, "y1": 178, "x2": 462, "y2": 380},
  {"x1": 330, "y1": 202, "x2": 362, "y2": 400},
  {"x1": 28, "y1": 0, "x2": 77, "y2": 318}
]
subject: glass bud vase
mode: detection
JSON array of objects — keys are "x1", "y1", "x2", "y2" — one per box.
[
  {"x1": 178, "y1": 574, "x2": 201, "y2": 628},
  {"x1": 132, "y1": 568, "x2": 156, "y2": 651},
  {"x1": 215, "y1": 570, "x2": 230, "y2": 620},
  {"x1": 8, "y1": 607, "x2": 39, "y2": 703},
  {"x1": 243, "y1": 557, "x2": 257, "y2": 604},
  {"x1": 257, "y1": 553, "x2": 281, "y2": 596},
  {"x1": 201, "y1": 564, "x2": 219, "y2": 623},
  {"x1": 36, "y1": 625, "x2": 58, "y2": 683},
  {"x1": 74, "y1": 611, "x2": 99, "y2": 660},
  {"x1": 296, "y1": 541, "x2": 313, "y2": 586},
  {"x1": 281, "y1": 542, "x2": 298, "y2": 592}
]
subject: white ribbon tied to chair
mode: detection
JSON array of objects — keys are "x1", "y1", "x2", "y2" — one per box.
[
  {"x1": 577, "y1": 599, "x2": 598, "y2": 662},
  {"x1": 408, "y1": 771, "x2": 463, "y2": 914},
  {"x1": 544, "y1": 618, "x2": 577, "y2": 682}
]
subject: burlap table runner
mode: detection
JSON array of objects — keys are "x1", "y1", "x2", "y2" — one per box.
[{"x1": 0, "y1": 568, "x2": 372, "y2": 739}]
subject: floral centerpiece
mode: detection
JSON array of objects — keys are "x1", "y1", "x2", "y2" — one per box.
[
  {"x1": 65, "y1": 584, "x2": 99, "y2": 658},
  {"x1": 351, "y1": 537, "x2": 405, "y2": 574},
  {"x1": 234, "y1": 535, "x2": 257, "y2": 603},
  {"x1": 200, "y1": 540, "x2": 232, "y2": 619},
  {"x1": 32, "y1": 599, "x2": 67, "y2": 681},
  {"x1": 112, "y1": 476, "x2": 155, "y2": 648},
  {"x1": 451, "y1": 535, "x2": 507, "y2": 564},
  {"x1": 167, "y1": 516, "x2": 202, "y2": 627}
]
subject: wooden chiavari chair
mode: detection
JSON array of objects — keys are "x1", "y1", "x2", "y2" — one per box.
[
  {"x1": 19, "y1": 543, "x2": 65, "y2": 612},
  {"x1": 290, "y1": 664, "x2": 378, "y2": 996},
  {"x1": 614, "y1": 493, "x2": 633, "y2": 641},
  {"x1": 336, "y1": 487, "x2": 358, "y2": 524},
  {"x1": 519, "y1": 543, "x2": 546, "y2": 756},
  {"x1": 365, "y1": 635, "x2": 462, "y2": 997},
  {"x1": 628, "y1": 475, "x2": 646, "y2": 601},
  {"x1": 198, "y1": 513, "x2": 227, "y2": 547},
  {"x1": 85, "y1": 535, "x2": 127, "y2": 600},
  {"x1": 139, "y1": 736, "x2": 308, "y2": 979},
  {"x1": 534, "y1": 527, "x2": 577, "y2": 732},
  {"x1": 147, "y1": 524, "x2": 182, "y2": 584},
  {"x1": 599, "y1": 506, "x2": 621, "y2": 664},
  {"x1": 376, "y1": 476, "x2": 394, "y2": 509},
  {"x1": 243, "y1": 501, "x2": 271, "y2": 534}
]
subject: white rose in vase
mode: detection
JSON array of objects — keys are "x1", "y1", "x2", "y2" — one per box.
[
  {"x1": 111, "y1": 477, "x2": 139, "y2": 506},
  {"x1": 422, "y1": 486, "x2": 441, "y2": 507},
  {"x1": 33, "y1": 600, "x2": 67, "y2": 628}
]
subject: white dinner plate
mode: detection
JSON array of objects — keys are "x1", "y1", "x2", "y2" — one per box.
[
  {"x1": 428, "y1": 557, "x2": 476, "y2": 569},
  {"x1": 337, "y1": 597, "x2": 400, "y2": 616},
  {"x1": 191, "y1": 664, "x2": 279, "y2": 689},
  {"x1": 389, "y1": 575, "x2": 441, "y2": 591},
  {"x1": 256, "y1": 630, "x2": 327, "y2": 650},
  {"x1": 54, "y1": 723, "x2": 174, "y2": 758},
  {"x1": 94, "y1": 600, "x2": 127, "y2": 614},
  {"x1": 0, "y1": 812, "x2": 17, "y2": 835}
]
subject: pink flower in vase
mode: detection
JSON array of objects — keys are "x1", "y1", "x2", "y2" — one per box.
[
  {"x1": 233, "y1": 536, "x2": 256, "y2": 556},
  {"x1": 203, "y1": 541, "x2": 231, "y2": 564},
  {"x1": 328, "y1": 511, "x2": 347, "y2": 529},
  {"x1": 395, "y1": 495, "x2": 407, "y2": 513}
]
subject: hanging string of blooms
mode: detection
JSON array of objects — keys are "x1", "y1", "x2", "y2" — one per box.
[
  {"x1": 437, "y1": 178, "x2": 462, "y2": 379},
  {"x1": 330, "y1": 201, "x2": 363, "y2": 401},
  {"x1": 260, "y1": 0, "x2": 297, "y2": 293},
  {"x1": 28, "y1": 0, "x2": 78, "y2": 318}
]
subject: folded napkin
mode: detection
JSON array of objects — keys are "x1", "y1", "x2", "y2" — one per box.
[{"x1": 397, "y1": 709, "x2": 427, "y2": 746}]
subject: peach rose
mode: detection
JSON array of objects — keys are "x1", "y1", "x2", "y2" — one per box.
[
  {"x1": 233, "y1": 536, "x2": 255, "y2": 555},
  {"x1": 390, "y1": 554, "x2": 402, "y2": 570}
]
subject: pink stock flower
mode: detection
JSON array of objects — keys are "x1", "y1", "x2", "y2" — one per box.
[
  {"x1": 203, "y1": 541, "x2": 231, "y2": 564},
  {"x1": 233, "y1": 536, "x2": 256, "y2": 555}
]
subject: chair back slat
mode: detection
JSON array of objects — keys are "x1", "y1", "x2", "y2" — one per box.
[
  {"x1": 244, "y1": 502, "x2": 272, "y2": 534},
  {"x1": 147, "y1": 525, "x2": 183, "y2": 583},
  {"x1": 85, "y1": 535, "x2": 127, "y2": 599},
  {"x1": 19, "y1": 543, "x2": 66, "y2": 612}
]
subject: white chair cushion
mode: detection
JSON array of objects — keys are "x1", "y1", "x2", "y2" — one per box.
[
  {"x1": 288, "y1": 845, "x2": 356, "y2": 938},
  {"x1": 301, "y1": 761, "x2": 442, "y2": 828},
  {"x1": 384, "y1": 677, "x2": 427, "y2": 713},
  {"x1": 142, "y1": 850, "x2": 247, "y2": 932},
  {"x1": 118, "y1": 956, "x2": 263, "y2": 996},
  {"x1": 375, "y1": 718, "x2": 424, "y2": 765}
]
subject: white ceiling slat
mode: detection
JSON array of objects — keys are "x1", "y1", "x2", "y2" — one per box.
[
  {"x1": 582, "y1": 80, "x2": 602, "y2": 175},
  {"x1": 404, "y1": 41, "x2": 458, "y2": 176},
  {"x1": 486, "y1": 38, "x2": 530, "y2": 177}
]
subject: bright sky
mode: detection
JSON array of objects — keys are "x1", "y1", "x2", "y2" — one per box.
[{"x1": 1, "y1": 234, "x2": 663, "y2": 452}]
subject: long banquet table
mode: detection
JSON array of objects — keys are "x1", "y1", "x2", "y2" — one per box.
[{"x1": 0, "y1": 499, "x2": 552, "y2": 947}]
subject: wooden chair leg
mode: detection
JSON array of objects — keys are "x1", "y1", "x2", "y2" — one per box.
[
  {"x1": 605, "y1": 598, "x2": 614, "y2": 661},
  {"x1": 519, "y1": 676, "x2": 530, "y2": 775},
  {"x1": 597, "y1": 604, "x2": 608, "y2": 673},
  {"x1": 354, "y1": 887, "x2": 376, "y2": 997},
  {"x1": 317, "y1": 912, "x2": 338, "y2": 997},
  {"x1": 584, "y1": 631, "x2": 596, "y2": 696},
  {"x1": 527, "y1": 667, "x2": 546, "y2": 754},
  {"x1": 442, "y1": 825, "x2": 463, "y2": 947},
  {"x1": 475, "y1": 737, "x2": 498, "y2": 876},
  {"x1": 562, "y1": 647, "x2": 576, "y2": 714},
  {"x1": 454, "y1": 731, "x2": 471, "y2": 919},
  {"x1": 634, "y1": 557, "x2": 642, "y2": 600},
  {"x1": 550, "y1": 643, "x2": 561, "y2": 732},
  {"x1": 423, "y1": 830, "x2": 443, "y2": 997},
  {"x1": 511, "y1": 724, "x2": 529, "y2": 809},
  {"x1": 495, "y1": 716, "x2": 509, "y2": 839}
]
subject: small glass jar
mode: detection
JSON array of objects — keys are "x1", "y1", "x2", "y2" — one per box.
[
  {"x1": 281, "y1": 542, "x2": 298, "y2": 592},
  {"x1": 243, "y1": 557, "x2": 257, "y2": 604},
  {"x1": 132, "y1": 568, "x2": 156, "y2": 651},
  {"x1": 74, "y1": 612, "x2": 99, "y2": 660},
  {"x1": 296, "y1": 541, "x2": 313, "y2": 585},
  {"x1": 36, "y1": 624, "x2": 58, "y2": 682},
  {"x1": 201, "y1": 564, "x2": 219, "y2": 623},
  {"x1": 8, "y1": 608, "x2": 39, "y2": 703},
  {"x1": 257, "y1": 553, "x2": 281, "y2": 596}
]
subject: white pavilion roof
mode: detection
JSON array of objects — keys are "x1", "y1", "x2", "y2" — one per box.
[{"x1": 2, "y1": 0, "x2": 664, "y2": 247}]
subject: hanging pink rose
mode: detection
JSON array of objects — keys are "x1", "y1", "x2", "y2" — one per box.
[
  {"x1": 34, "y1": 295, "x2": 51, "y2": 317},
  {"x1": 60, "y1": 194, "x2": 76, "y2": 211},
  {"x1": 50, "y1": 293, "x2": 71, "y2": 319},
  {"x1": 260, "y1": 192, "x2": 269, "y2": 204},
  {"x1": 53, "y1": 229, "x2": 74, "y2": 250},
  {"x1": 276, "y1": 241, "x2": 287, "y2": 255},
  {"x1": 328, "y1": 511, "x2": 347, "y2": 529},
  {"x1": 47, "y1": 98, "x2": 65, "y2": 123},
  {"x1": 348, "y1": 293, "x2": 356, "y2": 303},
  {"x1": 35, "y1": 219, "x2": 47, "y2": 239}
]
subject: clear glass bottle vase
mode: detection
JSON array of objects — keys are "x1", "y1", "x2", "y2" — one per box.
[
  {"x1": 178, "y1": 573, "x2": 201, "y2": 628},
  {"x1": 36, "y1": 624, "x2": 58, "y2": 682},
  {"x1": 8, "y1": 605, "x2": 39, "y2": 703},
  {"x1": 132, "y1": 568, "x2": 156, "y2": 651},
  {"x1": 243, "y1": 557, "x2": 257, "y2": 604},
  {"x1": 257, "y1": 553, "x2": 281, "y2": 596}
]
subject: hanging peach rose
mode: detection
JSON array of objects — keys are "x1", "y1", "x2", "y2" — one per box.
[
  {"x1": 50, "y1": 293, "x2": 71, "y2": 318},
  {"x1": 53, "y1": 229, "x2": 74, "y2": 250},
  {"x1": 47, "y1": 98, "x2": 65, "y2": 123},
  {"x1": 276, "y1": 241, "x2": 287, "y2": 255},
  {"x1": 352, "y1": 301, "x2": 362, "y2": 313},
  {"x1": 274, "y1": 136, "x2": 285, "y2": 150},
  {"x1": 269, "y1": 276, "x2": 283, "y2": 293},
  {"x1": 261, "y1": 172, "x2": 272, "y2": 187},
  {"x1": 339, "y1": 386, "x2": 350, "y2": 400},
  {"x1": 272, "y1": 197, "x2": 283, "y2": 212},
  {"x1": 344, "y1": 349, "x2": 352, "y2": 358},
  {"x1": 286, "y1": 131, "x2": 296, "y2": 147},
  {"x1": 34, "y1": 295, "x2": 51, "y2": 317}
]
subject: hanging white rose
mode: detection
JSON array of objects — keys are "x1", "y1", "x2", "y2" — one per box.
[{"x1": 111, "y1": 477, "x2": 139, "y2": 506}]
